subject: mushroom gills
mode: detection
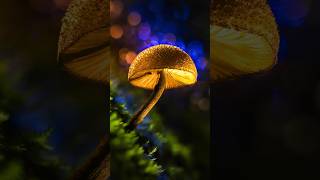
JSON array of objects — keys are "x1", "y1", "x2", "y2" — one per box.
[
  {"x1": 211, "y1": 25, "x2": 275, "y2": 80},
  {"x1": 129, "y1": 69, "x2": 196, "y2": 90},
  {"x1": 64, "y1": 46, "x2": 110, "y2": 82}
]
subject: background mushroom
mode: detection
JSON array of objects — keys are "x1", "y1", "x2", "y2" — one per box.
[
  {"x1": 210, "y1": 0, "x2": 279, "y2": 81},
  {"x1": 128, "y1": 44, "x2": 197, "y2": 127},
  {"x1": 57, "y1": 0, "x2": 110, "y2": 179},
  {"x1": 58, "y1": 0, "x2": 110, "y2": 83}
]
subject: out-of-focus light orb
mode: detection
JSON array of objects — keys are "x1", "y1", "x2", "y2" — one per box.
[
  {"x1": 119, "y1": 48, "x2": 129, "y2": 63},
  {"x1": 110, "y1": 0, "x2": 123, "y2": 18},
  {"x1": 187, "y1": 41, "x2": 205, "y2": 70},
  {"x1": 198, "y1": 98, "x2": 209, "y2": 111},
  {"x1": 125, "y1": 51, "x2": 137, "y2": 64},
  {"x1": 149, "y1": 35, "x2": 159, "y2": 46},
  {"x1": 162, "y1": 33, "x2": 176, "y2": 45},
  {"x1": 269, "y1": 0, "x2": 311, "y2": 27},
  {"x1": 138, "y1": 23, "x2": 151, "y2": 40},
  {"x1": 199, "y1": 57, "x2": 208, "y2": 70},
  {"x1": 128, "y1": 11, "x2": 141, "y2": 26},
  {"x1": 187, "y1": 41, "x2": 204, "y2": 58},
  {"x1": 110, "y1": 25, "x2": 124, "y2": 39},
  {"x1": 176, "y1": 40, "x2": 186, "y2": 51}
]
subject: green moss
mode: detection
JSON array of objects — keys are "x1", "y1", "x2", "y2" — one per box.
[
  {"x1": 0, "y1": 161, "x2": 24, "y2": 180},
  {"x1": 110, "y1": 83, "x2": 198, "y2": 179}
]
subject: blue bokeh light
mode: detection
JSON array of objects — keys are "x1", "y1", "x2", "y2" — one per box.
[
  {"x1": 187, "y1": 41, "x2": 206, "y2": 70},
  {"x1": 149, "y1": 35, "x2": 159, "y2": 46},
  {"x1": 124, "y1": 0, "x2": 208, "y2": 77},
  {"x1": 138, "y1": 23, "x2": 151, "y2": 41},
  {"x1": 175, "y1": 39, "x2": 186, "y2": 51},
  {"x1": 269, "y1": 0, "x2": 311, "y2": 27}
]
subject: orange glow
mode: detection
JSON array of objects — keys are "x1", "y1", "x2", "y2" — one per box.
[
  {"x1": 118, "y1": 48, "x2": 129, "y2": 65},
  {"x1": 128, "y1": 12, "x2": 141, "y2": 26},
  {"x1": 119, "y1": 48, "x2": 129, "y2": 61},
  {"x1": 110, "y1": 0, "x2": 123, "y2": 18},
  {"x1": 125, "y1": 51, "x2": 137, "y2": 64},
  {"x1": 110, "y1": 25, "x2": 123, "y2": 39}
]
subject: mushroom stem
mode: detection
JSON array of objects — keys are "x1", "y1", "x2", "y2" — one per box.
[{"x1": 128, "y1": 71, "x2": 166, "y2": 129}]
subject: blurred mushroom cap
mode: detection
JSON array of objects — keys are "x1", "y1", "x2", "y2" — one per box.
[
  {"x1": 210, "y1": 0, "x2": 279, "y2": 81},
  {"x1": 58, "y1": 0, "x2": 110, "y2": 83},
  {"x1": 128, "y1": 45, "x2": 198, "y2": 90}
]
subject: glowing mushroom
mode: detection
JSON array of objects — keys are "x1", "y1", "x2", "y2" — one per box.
[
  {"x1": 128, "y1": 44, "x2": 197, "y2": 127},
  {"x1": 57, "y1": 0, "x2": 110, "y2": 179},
  {"x1": 58, "y1": 0, "x2": 110, "y2": 83},
  {"x1": 210, "y1": 0, "x2": 279, "y2": 81}
]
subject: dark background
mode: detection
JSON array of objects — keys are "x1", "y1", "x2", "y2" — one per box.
[
  {"x1": 1, "y1": 0, "x2": 319, "y2": 179},
  {"x1": 0, "y1": 0, "x2": 107, "y2": 177},
  {"x1": 213, "y1": 0, "x2": 320, "y2": 179}
]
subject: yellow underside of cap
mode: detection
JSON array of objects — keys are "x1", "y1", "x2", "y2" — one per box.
[
  {"x1": 64, "y1": 46, "x2": 110, "y2": 83},
  {"x1": 211, "y1": 25, "x2": 275, "y2": 81},
  {"x1": 129, "y1": 68, "x2": 197, "y2": 90}
]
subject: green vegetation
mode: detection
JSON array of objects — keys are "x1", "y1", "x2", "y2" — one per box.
[
  {"x1": 110, "y1": 84, "x2": 198, "y2": 179},
  {"x1": 0, "y1": 61, "x2": 66, "y2": 180}
]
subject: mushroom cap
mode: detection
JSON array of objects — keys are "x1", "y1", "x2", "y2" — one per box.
[
  {"x1": 58, "y1": 0, "x2": 110, "y2": 83},
  {"x1": 128, "y1": 45, "x2": 197, "y2": 90},
  {"x1": 210, "y1": 0, "x2": 279, "y2": 81}
]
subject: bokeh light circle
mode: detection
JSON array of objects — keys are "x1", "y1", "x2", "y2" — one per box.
[
  {"x1": 128, "y1": 11, "x2": 141, "y2": 26},
  {"x1": 110, "y1": 25, "x2": 124, "y2": 39}
]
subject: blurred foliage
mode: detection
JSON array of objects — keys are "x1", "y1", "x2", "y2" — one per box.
[
  {"x1": 0, "y1": 61, "x2": 67, "y2": 180},
  {"x1": 110, "y1": 83, "x2": 198, "y2": 179},
  {"x1": 110, "y1": 113, "x2": 161, "y2": 179}
]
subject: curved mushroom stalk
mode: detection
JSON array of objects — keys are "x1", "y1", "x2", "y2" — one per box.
[
  {"x1": 129, "y1": 71, "x2": 166, "y2": 128},
  {"x1": 127, "y1": 44, "x2": 198, "y2": 129}
]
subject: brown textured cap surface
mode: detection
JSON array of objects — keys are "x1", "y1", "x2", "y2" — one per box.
[
  {"x1": 210, "y1": 0, "x2": 279, "y2": 81},
  {"x1": 128, "y1": 45, "x2": 198, "y2": 90},
  {"x1": 58, "y1": 0, "x2": 110, "y2": 83}
]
